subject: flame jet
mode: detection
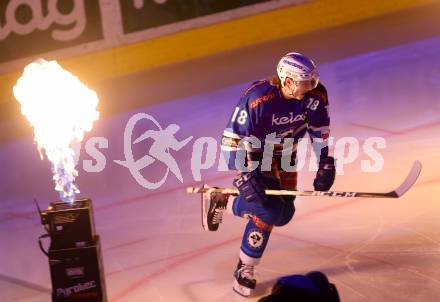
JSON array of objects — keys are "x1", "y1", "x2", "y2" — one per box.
[{"x1": 13, "y1": 59, "x2": 99, "y2": 203}]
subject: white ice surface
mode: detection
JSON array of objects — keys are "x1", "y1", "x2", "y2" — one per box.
[{"x1": 1, "y1": 36, "x2": 440, "y2": 301}]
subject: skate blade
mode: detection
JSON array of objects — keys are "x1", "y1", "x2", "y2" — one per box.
[
  {"x1": 233, "y1": 279, "x2": 252, "y2": 297},
  {"x1": 201, "y1": 184, "x2": 211, "y2": 231}
]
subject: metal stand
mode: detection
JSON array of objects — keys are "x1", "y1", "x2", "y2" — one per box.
[{"x1": 39, "y1": 199, "x2": 107, "y2": 302}]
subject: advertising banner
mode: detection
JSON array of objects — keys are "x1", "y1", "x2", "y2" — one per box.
[
  {"x1": 0, "y1": 0, "x2": 103, "y2": 63},
  {"x1": 119, "y1": 0, "x2": 271, "y2": 34}
]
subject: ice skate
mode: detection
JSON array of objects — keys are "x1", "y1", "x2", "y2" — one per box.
[
  {"x1": 201, "y1": 185, "x2": 228, "y2": 231},
  {"x1": 233, "y1": 259, "x2": 256, "y2": 297}
]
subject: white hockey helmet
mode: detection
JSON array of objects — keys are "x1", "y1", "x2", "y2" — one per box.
[{"x1": 277, "y1": 52, "x2": 319, "y2": 88}]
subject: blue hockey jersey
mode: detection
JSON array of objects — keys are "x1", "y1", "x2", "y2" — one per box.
[{"x1": 221, "y1": 78, "x2": 330, "y2": 171}]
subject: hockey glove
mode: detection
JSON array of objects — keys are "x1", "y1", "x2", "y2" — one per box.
[
  {"x1": 313, "y1": 156, "x2": 336, "y2": 191},
  {"x1": 233, "y1": 169, "x2": 268, "y2": 204}
]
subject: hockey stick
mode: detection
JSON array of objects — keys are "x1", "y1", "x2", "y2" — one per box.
[{"x1": 186, "y1": 160, "x2": 422, "y2": 198}]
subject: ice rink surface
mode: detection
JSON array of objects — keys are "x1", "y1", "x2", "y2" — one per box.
[{"x1": 1, "y1": 19, "x2": 440, "y2": 302}]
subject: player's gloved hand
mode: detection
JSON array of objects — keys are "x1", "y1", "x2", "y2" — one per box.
[
  {"x1": 233, "y1": 169, "x2": 268, "y2": 203},
  {"x1": 313, "y1": 156, "x2": 336, "y2": 191}
]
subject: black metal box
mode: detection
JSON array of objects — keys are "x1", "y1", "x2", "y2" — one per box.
[
  {"x1": 48, "y1": 235, "x2": 107, "y2": 302},
  {"x1": 41, "y1": 199, "x2": 96, "y2": 250}
]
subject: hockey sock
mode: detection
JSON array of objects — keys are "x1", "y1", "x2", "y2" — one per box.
[{"x1": 240, "y1": 215, "x2": 273, "y2": 260}]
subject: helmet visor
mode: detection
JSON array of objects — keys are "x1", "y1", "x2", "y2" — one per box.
[
  {"x1": 293, "y1": 71, "x2": 319, "y2": 89},
  {"x1": 309, "y1": 72, "x2": 319, "y2": 89},
  {"x1": 294, "y1": 76, "x2": 319, "y2": 91}
]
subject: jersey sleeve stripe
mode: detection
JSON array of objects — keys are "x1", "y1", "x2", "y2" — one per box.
[{"x1": 223, "y1": 130, "x2": 244, "y2": 139}]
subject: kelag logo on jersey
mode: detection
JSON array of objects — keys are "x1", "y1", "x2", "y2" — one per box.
[
  {"x1": 0, "y1": 0, "x2": 103, "y2": 63},
  {"x1": 272, "y1": 113, "x2": 306, "y2": 126}
]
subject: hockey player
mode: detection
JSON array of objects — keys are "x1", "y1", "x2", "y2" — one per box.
[{"x1": 202, "y1": 52, "x2": 336, "y2": 296}]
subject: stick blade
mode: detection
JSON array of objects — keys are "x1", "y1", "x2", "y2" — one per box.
[
  {"x1": 393, "y1": 160, "x2": 422, "y2": 197},
  {"x1": 187, "y1": 187, "x2": 197, "y2": 193}
]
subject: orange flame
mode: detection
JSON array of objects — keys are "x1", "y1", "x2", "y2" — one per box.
[{"x1": 13, "y1": 59, "x2": 99, "y2": 203}]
